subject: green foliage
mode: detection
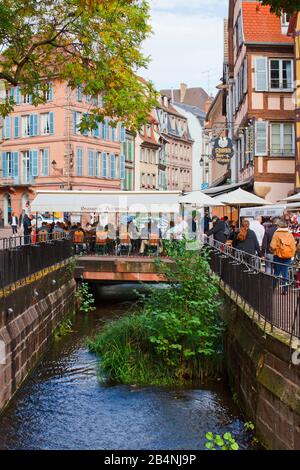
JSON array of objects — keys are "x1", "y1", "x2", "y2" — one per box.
[
  {"x1": 205, "y1": 432, "x2": 239, "y2": 451},
  {"x1": 0, "y1": 0, "x2": 157, "y2": 130},
  {"x1": 76, "y1": 282, "x2": 96, "y2": 313},
  {"x1": 244, "y1": 421, "x2": 255, "y2": 433},
  {"x1": 261, "y1": 0, "x2": 300, "y2": 14},
  {"x1": 89, "y1": 243, "x2": 224, "y2": 385},
  {"x1": 54, "y1": 317, "x2": 74, "y2": 341}
]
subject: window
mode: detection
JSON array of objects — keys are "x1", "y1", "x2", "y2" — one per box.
[
  {"x1": 40, "y1": 149, "x2": 49, "y2": 176},
  {"x1": 270, "y1": 123, "x2": 294, "y2": 156},
  {"x1": 236, "y1": 14, "x2": 243, "y2": 48},
  {"x1": 5, "y1": 152, "x2": 13, "y2": 177},
  {"x1": 76, "y1": 85, "x2": 83, "y2": 102},
  {"x1": 269, "y1": 59, "x2": 293, "y2": 90},
  {"x1": 41, "y1": 113, "x2": 50, "y2": 135},
  {"x1": 23, "y1": 94, "x2": 32, "y2": 104},
  {"x1": 22, "y1": 116, "x2": 31, "y2": 137},
  {"x1": 281, "y1": 13, "x2": 291, "y2": 27},
  {"x1": 74, "y1": 112, "x2": 82, "y2": 134},
  {"x1": 76, "y1": 148, "x2": 83, "y2": 176},
  {"x1": 45, "y1": 82, "x2": 53, "y2": 101}
]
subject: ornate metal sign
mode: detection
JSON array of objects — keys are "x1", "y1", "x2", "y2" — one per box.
[{"x1": 212, "y1": 137, "x2": 234, "y2": 165}]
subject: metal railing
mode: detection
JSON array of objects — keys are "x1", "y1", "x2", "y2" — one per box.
[
  {"x1": 203, "y1": 236, "x2": 300, "y2": 339},
  {"x1": 0, "y1": 234, "x2": 73, "y2": 291}
]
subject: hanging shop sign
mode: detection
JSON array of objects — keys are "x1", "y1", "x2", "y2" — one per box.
[{"x1": 212, "y1": 137, "x2": 234, "y2": 165}]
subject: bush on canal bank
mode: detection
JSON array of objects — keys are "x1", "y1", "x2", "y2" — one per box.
[{"x1": 88, "y1": 243, "x2": 224, "y2": 386}]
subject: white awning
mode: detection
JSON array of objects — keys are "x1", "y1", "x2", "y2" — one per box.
[
  {"x1": 31, "y1": 190, "x2": 181, "y2": 214},
  {"x1": 179, "y1": 191, "x2": 224, "y2": 207},
  {"x1": 214, "y1": 188, "x2": 272, "y2": 207},
  {"x1": 240, "y1": 202, "x2": 300, "y2": 218}
]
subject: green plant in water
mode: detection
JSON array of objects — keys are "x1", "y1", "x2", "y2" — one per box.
[
  {"x1": 205, "y1": 432, "x2": 239, "y2": 451},
  {"x1": 88, "y1": 242, "x2": 224, "y2": 385},
  {"x1": 76, "y1": 282, "x2": 96, "y2": 313},
  {"x1": 54, "y1": 318, "x2": 74, "y2": 341}
]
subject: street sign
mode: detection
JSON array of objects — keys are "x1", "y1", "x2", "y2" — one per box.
[{"x1": 212, "y1": 136, "x2": 234, "y2": 165}]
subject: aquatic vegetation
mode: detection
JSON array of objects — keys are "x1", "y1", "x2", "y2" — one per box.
[{"x1": 89, "y1": 243, "x2": 224, "y2": 385}]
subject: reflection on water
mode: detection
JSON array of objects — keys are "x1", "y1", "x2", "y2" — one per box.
[{"x1": 0, "y1": 284, "x2": 253, "y2": 450}]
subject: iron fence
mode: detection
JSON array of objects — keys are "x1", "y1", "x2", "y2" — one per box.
[
  {"x1": 0, "y1": 234, "x2": 73, "y2": 291},
  {"x1": 203, "y1": 236, "x2": 300, "y2": 339}
]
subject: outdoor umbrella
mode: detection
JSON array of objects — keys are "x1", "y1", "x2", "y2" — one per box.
[
  {"x1": 213, "y1": 188, "x2": 272, "y2": 226},
  {"x1": 280, "y1": 193, "x2": 300, "y2": 203},
  {"x1": 179, "y1": 191, "x2": 224, "y2": 207}
]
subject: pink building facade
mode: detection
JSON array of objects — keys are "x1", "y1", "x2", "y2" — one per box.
[
  {"x1": 0, "y1": 80, "x2": 125, "y2": 225},
  {"x1": 156, "y1": 96, "x2": 193, "y2": 192}
]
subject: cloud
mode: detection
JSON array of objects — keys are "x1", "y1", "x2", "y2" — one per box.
[{"x1": 141, "y1": 0, "x2": 228, "y2": 94}]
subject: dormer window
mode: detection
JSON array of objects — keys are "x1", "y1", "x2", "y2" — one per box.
[
  {"x1": 281, "y1": 12, "x2": 291, "y2": 27},
  {"x1": 281, "y1": 12, "x2": 291, "y2": 34}
]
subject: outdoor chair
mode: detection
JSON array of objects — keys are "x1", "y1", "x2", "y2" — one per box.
[
  {"x1": 73, "y1": 230, "x2": 85, "y2": 254},
  {"x1": 145, "y1": 233, "x2": 160, "y2": 257},
  {"x1": 95, "y1": 231, "x2": 108, "y2": 255},
  {"x1": 117, "y1": 233, "x2": 131, "y2": 256}
]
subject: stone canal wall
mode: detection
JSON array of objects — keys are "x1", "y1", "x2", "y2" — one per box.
[
  {"x1": 0, "y1": 261, "x2": 76, "y2": 412},
  {"x1": 221, "y1": 284, "x2": 300, "y2": 450}
]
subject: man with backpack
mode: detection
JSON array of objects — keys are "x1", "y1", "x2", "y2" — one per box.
[{"x1": 270, "y1": 218, "x2": 296, "y2": 295}]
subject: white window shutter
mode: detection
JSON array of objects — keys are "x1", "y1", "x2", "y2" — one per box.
[
  {"x1": 255, "y1": 57, "x2": 268, "y2": 92},
  {"x1": 243, "y1": 58, "x2": 248, "y2": 94},
  {"x1": 255, "y1": 121, "x2": 268, "y2": 156}
]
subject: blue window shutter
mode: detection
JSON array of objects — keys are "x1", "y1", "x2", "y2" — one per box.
[
  {"x1": 88, "y1": 150, "x2": 94, "y2": 176},
  {"x1": 74, "y1": 112, "x2": 77, "y2": 134},
  {"x1": 13, "y1": 152, "x2": 19, "y2": 178},
  {"x1": 32, "y1": 114, "x2": 38, "y2": 136},
  {"x1": 30, "y1": 150, "x2": 38, "y2": 177},
  {"x1": 95, "y1": 152, "x2": 99, "y2": 177},
  {"x1": 29, "y1": 94, "x2": 33, "y2": 104},
  {"x1": 42, "y1": 149, "x2": 49, "y2": 176},
  {"x1": 93, "y1": 123, "x2": 99, "y2": 138},
  {"x1": 4, "y1": 116, "x2": 11, "y2": 139},
  {"x1": 14, "y1": 116, "x2": 19, "y2": 138},
  {"x1": 120, "y1": 155, "x2": 125, "y2": 179},
  {"x1": 2, "y1": 152, "x2": 7, "y2": 177},
  {"x1": 10, "y1": 88, "x2": 15, "y2": 100},
  {"x1": 86, "y1": 94, "x2": 91, "y2": 103},
  {"x1": 76, "y1": 148, "x2": 83, "y2": 176},
  {"x1": 112, "y1": 126, "x2": 116, "y2": 142},
  {"x1": 29, "y1": 114, "x2": 34, "y2": 136},
  {"x1": 104, "y1": 119, "x2": 109, "y2": 140},
  {"x1": 110, "y1": 153, "x2": 116, "y2": 178},
  {"x1": 76, "y1": 85, "x2": 83, "y2": 102},
  {"x1": 102, "y1": 122, "x2": 105, "y2": 140},
  {"x1": 49, "y1": 112, "x2": 54, "y2": 134},
  {"x1": 102, "y1": 152, "x2": 107, "y2": 177},
  {"x1": 120, "y1": 123, "x2": 126, "y2": 142},
  {"x1": 16, "y1": 87, "x2": 21, "y2": 105},
  {"x1": 98, "y1": 122, "x2": 102, "y2": 139},
  {"x1": 83, "y1": 113, "x2": 88, "y2": 136},
  {"x1": 48, "y1": 82, "x2": 54, "y2": 101}
]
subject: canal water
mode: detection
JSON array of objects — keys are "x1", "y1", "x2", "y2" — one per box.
[{"x1": 0, "y1": 285, "x2": 253, "y2": 450}]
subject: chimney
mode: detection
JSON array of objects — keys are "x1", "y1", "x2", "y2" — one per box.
[{"x1": 180, "y1": 83, "x2": 187, "y2": 103}]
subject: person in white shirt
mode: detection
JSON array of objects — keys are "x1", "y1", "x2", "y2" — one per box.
[
  {"x1": 10, "y1": 212, "x2": 18, "y2": 235},
  {"x1": 248, "y1": 216, "x2": 265, "y2": 249}
]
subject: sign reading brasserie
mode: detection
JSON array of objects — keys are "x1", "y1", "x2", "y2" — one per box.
[{"x1": 212, "y1": 137, "x2": 234, "y2": 165}]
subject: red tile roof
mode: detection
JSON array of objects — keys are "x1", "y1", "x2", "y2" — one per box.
[{"x1": 242, "y1": 2, "x2": 293, "y2": 44}]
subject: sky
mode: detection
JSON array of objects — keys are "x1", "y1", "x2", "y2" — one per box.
[{"x1": 141, "y1": 0, "x2": 228, "y2": 96}]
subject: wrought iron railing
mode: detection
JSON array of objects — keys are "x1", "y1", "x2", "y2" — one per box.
[
  {"x1": 0, "y1": 234, "x2": 73, "y2": 291},
  {"x1": 203, "y1": 236, "x2": 300, "y2": 339}
]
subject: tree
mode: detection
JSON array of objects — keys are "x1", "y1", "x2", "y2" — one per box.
[
  {"x1": 0, "y1": 0, "x2": 157, "y2": 131},
  {"x1": 261, "y1": 0, "x2": 300, "y2": 15}
]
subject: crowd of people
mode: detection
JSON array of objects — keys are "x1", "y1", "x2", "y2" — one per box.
[
  {"x1": 206, "y1": 213, "x2": 298, "y2": 294},
  {"x1": 12, "y1": 213, "x2": 195, "y2": 256}
]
